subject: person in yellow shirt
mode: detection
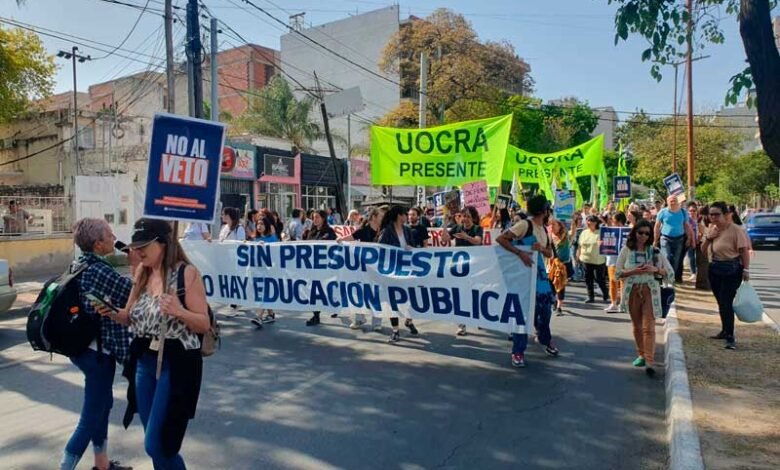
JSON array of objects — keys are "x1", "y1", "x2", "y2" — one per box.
[{"x1": 577, "y1": 215, "x2": 609, "y2": 303}]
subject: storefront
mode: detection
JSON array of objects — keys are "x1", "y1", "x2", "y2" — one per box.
[
  {"x1": 300, "y1": 153, "x2": 347, "y2": 212},
  {"x1": 220, "y1": 142, "x2": 257, "y2": 214},
  {"x1": 348, "y1": 157, "x2": 381, "y2": 210},
  {"x1": 256, "y1": 146, "x2": 301, "y2": 218}
]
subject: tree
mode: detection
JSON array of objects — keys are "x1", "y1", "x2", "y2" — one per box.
[
  {"x1": 379, "y1": 8, "x2": 532, "y2": 124},
  {"x1": 697, "y1": 150, "x2": 779, "y2": 203},
  {"x1": 235, "y1": 76, "x2": 322, "y2": 152},
  {"x1": 503, "y1": 96, "x2": 600, "y2": 152},
  {"x1": 618, "y1": 114, "x2": 744, "y2": 193},
  {"x1": 609, "y1": 0, "x2": 780, "y2": 168},
  {"x1": 0, "y1": 26, "x2": 56, "y2": 123}
]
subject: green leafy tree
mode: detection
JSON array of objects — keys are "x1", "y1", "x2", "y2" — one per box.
[
  {"x1": 609, "y1": 0, "x2": 780, "y2": 168},
  {"x1": 235, "y1": 76, "x2": 322, "y2": 152},
  {"x1": 0, "y1": 26, "x2": 56, "y2": 123},
  {"x1": 618, "y1": 114, "x2": 744, "y2": 194},
  {"x1": 379, "y1": 8, "x2": 532, "y2": 124},
  {"x1": 698, "y1": 150, "x2": 778, "y2": 203}
]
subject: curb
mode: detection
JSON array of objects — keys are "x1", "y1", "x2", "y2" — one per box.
[
  {"x1": 762, "y1": 312, "x2": 780, "y2": 335},
  {"x1": 664, "y1": 303, "x2": 705, "y2": 470}
]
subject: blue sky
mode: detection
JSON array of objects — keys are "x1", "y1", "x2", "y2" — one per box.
[{"x1": 2, "y1": 0, "x2": 751, "y2": 117}]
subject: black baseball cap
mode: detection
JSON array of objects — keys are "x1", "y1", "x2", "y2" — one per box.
[{"x1": 127, "y1": 218, "x2": 172, "y2": 249}]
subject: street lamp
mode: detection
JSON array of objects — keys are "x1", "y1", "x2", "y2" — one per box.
[{"x1": 57, "y1": 46, "x2": 91, "y2": 171}]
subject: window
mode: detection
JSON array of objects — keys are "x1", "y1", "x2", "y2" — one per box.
[{"x1": 302, "y1": 186, "x2": 335, "y2": 211}]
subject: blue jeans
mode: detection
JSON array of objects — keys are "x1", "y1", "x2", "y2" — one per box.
[
  {"x1": 661, "y1": 235, "x2": 685, "y2": 282},
  {"x1": 686, "y1": 247, "x2": 697, "y2": 275},
  {"x1": 60, "y1": 349, "x2": 116, "y2": 470},
  {"x1": 136, "y1": 353, "x2": 187, "y2": 470},
  {"x1": 512, "y1": 293, "x2": 554, "y2": 354}
]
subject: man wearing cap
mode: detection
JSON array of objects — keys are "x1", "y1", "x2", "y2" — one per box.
[{"x1": 61, "y1": 218, "x2": 133, "y2": 470}]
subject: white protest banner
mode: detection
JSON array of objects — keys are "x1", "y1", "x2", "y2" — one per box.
[
  {"x1": 331, "y1": 225, "x2": 501, "y2": 247},
  {"x1": 462, "y1": 180, "x2": 491, "y2": 216},
  {"x1": 182, "y1": 240, "x2": 536, "y2": 334}
]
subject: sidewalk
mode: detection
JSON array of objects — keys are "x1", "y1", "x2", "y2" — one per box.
[{"x1": 674, "y1": 283, "x2": 780, "y2": 470}]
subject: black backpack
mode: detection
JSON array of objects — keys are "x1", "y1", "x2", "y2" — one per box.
[{"x1": 26, "y1": 262, "x2": 101, "y2": 357}]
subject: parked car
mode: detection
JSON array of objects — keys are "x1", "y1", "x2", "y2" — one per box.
[
  {"x1": 0, "y1": 259, "x2": 18, "y2": 314},
  {"x1": 745, "y1": 213, "x2": 780, "y2": 248}
]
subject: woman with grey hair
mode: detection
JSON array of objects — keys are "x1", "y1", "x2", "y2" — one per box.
[{"x1": 61, "y1": 218, "x2": 133, "y2": 470}]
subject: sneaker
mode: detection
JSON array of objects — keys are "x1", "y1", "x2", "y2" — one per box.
[
  {"x1": 388, "y1": 330, "x2": 400, "y2": 343},
  {"x1": 93, "y1": 461, "x2": 132, "y2": 470},
  {"x1": 456, "y1": 325, "x2": 467, "y2": 336},
  {"x1": 511, "y1": 353, "x2": 526, "y2": 368},
  {"x1": 349, "y1": 319, "x2": 364, "y2": 330},
  {"x1": 632, "y1": 357, "x2": 646, "y2": 367},
  {"x1": 584, "y1": 298, "x2": 596, "y2": 304},
  {"x1": 725, "y1": 339, "x2": 737, "y2": 350},
  {"x1": 605, "y1": 304, "x2": 616, "y2": 312},
  {"x1": 544, "y1": 344, "x2": 560, "y2": 357},
  {"x1": 262, "y1": 312, "x2": 276, "y2": 323},
  {"x1": 405, "y1": 319, "x2": 419, "y2": 335},
  {"x1": 709, "y1": 331, "x2": 727, "y2": 340},
  {"x1": 305, "y1": 315, "x2": 320, "y2": 326},
  {"x1": 605, "y1": 304, "x2": 621, "y2": 313},
  {"x1": 330, "y1": 313, "x2": 338, "y2": 318},
  {"x1": 645, "y1": 366, "x2": 656, "y2": 377},
  {"x1": 687, "y1": 274, "x2": 697, "y2": 281},
  {"x1": 556, "y1": 306, "x2": 564, "y2": 316},
  {"x1": 250, "y1": 318, "x2": 263, "y2": 329}
]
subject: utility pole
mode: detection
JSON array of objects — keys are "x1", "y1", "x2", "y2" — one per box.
[
  {"x1": 186, "y1": 0, "x2": 204, "y2": 119},
  {"x1": 210, "y1": 17, "x2": 219, "y2": 121},
  {"x1": 686, "y1": 0, "x2": 695, "y2": 200},
  {"x1": 416, "y1": 52, "x2": 428, "y2": 209},
  {"x1": 165, "y1": 0, "x2": 175, "y2": 113},
  {"x1": 57, "y1": 47, "x2": 91, "y2": 174},
  {"x1": 314, "y1": 71, "x2": 347, "y2": 216},
  {"x1": 672, "y1": 62, "x2": 680, "y2": 175}
]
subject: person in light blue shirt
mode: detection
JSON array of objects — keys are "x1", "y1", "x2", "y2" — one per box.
[{"x1": 653, "y1": 195, "x2": 694, "y2": 283}]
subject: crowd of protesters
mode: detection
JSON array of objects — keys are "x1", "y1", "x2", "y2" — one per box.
[{"x1": 56, "y1": 193, "x2": 753, "y2": 469}]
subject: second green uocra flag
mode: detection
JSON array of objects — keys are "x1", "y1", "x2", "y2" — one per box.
[
  {"x1": 370, "y1": 115, "x2": 512, "y2": 186},
  {"x1": 503, "y1": 134, "x2": 605, "y2": 183}
]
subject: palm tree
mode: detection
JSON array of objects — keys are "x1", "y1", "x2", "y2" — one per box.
[{"x1": 236, "y1": 75, "x2": 324, "y2": 153}]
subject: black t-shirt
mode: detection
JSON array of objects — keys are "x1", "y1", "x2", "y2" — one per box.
[
  {"x1": 407, "y1": 223, "x2": 429, "y2": 248},
  {"x1": 307, "y1": 225, "x2": 337, "y2": 241},
  {"x1": 351, "y1": 225, "x2": 378, "y2": 243},
  {"x1": 450, "y1": 224, "x2": 484, "y2": 247}
]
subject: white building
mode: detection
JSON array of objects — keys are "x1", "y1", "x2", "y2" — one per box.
[{"x1": 592, "y1": 106, "x2": 618, "y2": 151}]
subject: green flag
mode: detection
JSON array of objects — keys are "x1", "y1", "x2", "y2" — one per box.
[
  {"x1": 563, "y1": 168, "x2": 584, "y2": 209},
  {"x1": 370, "y1": 115, "x2": 513, "y2": 186},
  {"x1": 598, "y1": 165, "x2": 609, "y2": 210},
  {"x1": 503, "y1": 134, "x2": 605, "y2": 183}
]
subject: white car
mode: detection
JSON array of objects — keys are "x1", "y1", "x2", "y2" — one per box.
[{"x1": 0, "y1": 259, "x2": 18, "y2": 314}]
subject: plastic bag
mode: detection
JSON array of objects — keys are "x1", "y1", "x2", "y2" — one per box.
[{"x1": 733, "y1": 281, "x2": 764, "y2": 323}]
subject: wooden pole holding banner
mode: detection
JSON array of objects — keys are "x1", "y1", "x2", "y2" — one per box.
[{"x1": 416, "y1": 52, "x2": 428, "y2": 209}]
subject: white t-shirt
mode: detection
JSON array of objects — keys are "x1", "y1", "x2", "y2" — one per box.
[
  {"x1": 183, "y1": 222, "x2": 209, "y2": 241},
  {"x1": 397, "y1": 228, "x2": 407, "y2": 249},
  {"x1": 219, "y1": 224, "x2": 246, "y2": 241}
]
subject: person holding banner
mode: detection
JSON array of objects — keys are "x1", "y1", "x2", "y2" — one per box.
[
  {"x1": 577, "y1": 216, "x2": 609, "y2": 304},
  {"x1": 615, "y1": 220, "x2": 673, "y2": 376},
  {"x1": 378, "y1": 206, "x2": 420, "y2": 342},
  {"x1": 406, "y1": 207, "x2": 430, "y2": 248},
  {"x1": 249, "y1": 215, "x2": 280, "y2": 327},
  {"x1": 496, "y1": 195, "x2": 559, "y2": 368},
  {"x1": 441, "y1": 206, "x2": 484, "y2": 336},
  {"x1": 98, "y1": 218, "x2": 210, "y2": 470},
  {"x1": 338, "y1": 207, "x2": 386, "y2": 331},
  {"x1": 305, "y1": 210, "x2": 339, "y2": 327}
]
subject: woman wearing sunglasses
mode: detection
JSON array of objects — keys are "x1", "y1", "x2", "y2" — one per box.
[
  {"x1": 615, "y1": 219, "x2": 673, "y2": 377},
  {"x1": 702, "y1": 201, "x2": 750, "y2": 350}
]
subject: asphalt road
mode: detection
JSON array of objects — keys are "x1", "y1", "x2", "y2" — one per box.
[
  {"x1": 0, "y1": 282, "x2": 667, "y2": 470},
  {"x1": 749, "y1": 247, "x2": 780, "y2": 327}
]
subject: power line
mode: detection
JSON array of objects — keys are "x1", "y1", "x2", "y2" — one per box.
[
  {"x1": 92, "y1": 0, "x2": 152, "y2": 60},
  {"x1": 0, "y1": 135, "x2": 74, "y2": 167}
]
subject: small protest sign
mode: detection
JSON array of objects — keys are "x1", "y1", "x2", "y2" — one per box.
[
  {"x1": 462, "y1": 180, "x2": 491, "y2": 216},
  {"x1": 663, "y1": 173, "x2": 686, "y2": 203},
  {"x1": 495, "y1": 194, "x2": 512, "y2": 210},
  {"x1": 143, "y1": 113, "x2": 226, "y2": 223},
  {"x1": 554, "y1": 190, "x2": 575, "y2": 224},
  {"x1": 599, "y1": 226, "x2": 632, "y2": 256},
  {"x1": 614, "y1": 176, "x2": 631, "y2": 199}
]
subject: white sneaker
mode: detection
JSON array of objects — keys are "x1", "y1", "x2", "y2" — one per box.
[
  {"x1": 605, "y1": 304, "x2": 620, "y2": 313},
  {"x1": 687, "y1": 274, "x2": 697, "y2": 281},
  {"x1": 349, "y1": 320, "x2": 364, "y2": 330}
]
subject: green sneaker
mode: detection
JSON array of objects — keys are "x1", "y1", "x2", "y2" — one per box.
[{"x1": 632, "y1": 357, "x2": 646, "y2": 367}]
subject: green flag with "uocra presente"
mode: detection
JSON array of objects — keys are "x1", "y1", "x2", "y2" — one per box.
[
  {"x1": 370, "y1": 115, "x2": 512, "y2": 187},
  {"x1": 502, "y1": 134, "x2": 605, "y2": 183}
]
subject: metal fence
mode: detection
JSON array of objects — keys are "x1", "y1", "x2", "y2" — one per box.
[{"x1": 0, "y1": 196, "x2": 72, "y2": 235}]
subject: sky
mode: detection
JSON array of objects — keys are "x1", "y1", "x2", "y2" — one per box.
[{"x1": 1, "y1": 0, "x2": 754, "y2": 118}]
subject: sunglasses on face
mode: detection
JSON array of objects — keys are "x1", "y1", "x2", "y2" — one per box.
[{"x1": 637, "y1": 231, "x2": 651, "y2": 236}]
